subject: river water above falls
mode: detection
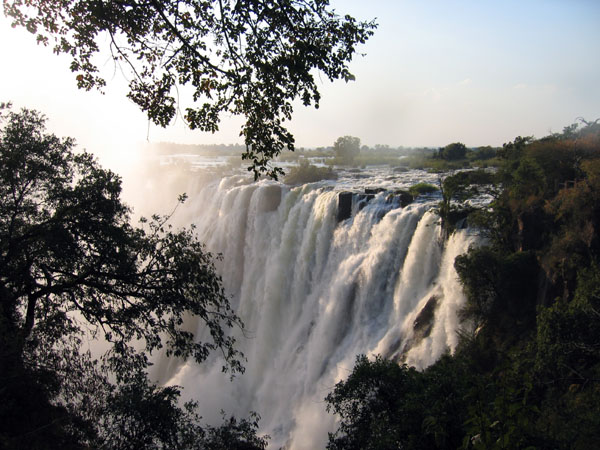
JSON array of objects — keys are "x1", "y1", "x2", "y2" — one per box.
[{"x1": 142, "y1": 165, "x2": 478, "y2": 449}]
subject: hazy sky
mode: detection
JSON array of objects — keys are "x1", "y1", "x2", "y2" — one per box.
[{"x1": 1, "y1": 1, "x2": 599, "y2": 171}]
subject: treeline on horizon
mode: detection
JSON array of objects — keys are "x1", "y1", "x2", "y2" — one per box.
[
  {"x1": 148, "y1": 137, "x2": 502, "y2": 182},
  {"x1": 146, "y1": 140, "x2": 474, "y2": 158}
]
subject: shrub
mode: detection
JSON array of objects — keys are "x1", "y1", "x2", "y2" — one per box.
[
  {"x1": 284, "y1": 161, "x2": 337, "y2": 184},
  {"x1": 408, "y1": 182, "x2": 439, "y2": 196}
]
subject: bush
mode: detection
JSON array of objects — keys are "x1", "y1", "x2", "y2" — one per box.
[
  {"x1": 439, "y1": 142, "x2": 467, "y2": 160},
  {"x1": 408, "y1": 182, "x2": 439, "y2": 196},
  {"x1": 283, "y1": 161, "x2": 337, "y2": 184}
]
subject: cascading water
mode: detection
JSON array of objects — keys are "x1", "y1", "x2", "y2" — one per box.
[{"x1": 145, "y1": 167, "x2": 478, "y2": 449}]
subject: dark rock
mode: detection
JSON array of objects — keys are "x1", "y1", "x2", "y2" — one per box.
[
  {"x1": 356, "y1": 193, "x2": 375, "y2": 212},
  {"x1": 385, "y1": 190, "x2": 414, "y2": 207},
  {"x1": 382, "y1": 295, "x2": 440, "y2": 362},
  {"x1": 413, "y1": 295, "x2": 438, "y2": 342},
  {"x1": 364, "y1": 187, "x2": 385, "y2": 195},
  {"x1": 337, "y1": 191, "x2": 353, "y2": 222}
]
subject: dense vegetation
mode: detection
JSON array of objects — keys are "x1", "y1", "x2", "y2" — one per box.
[
  {"x1": 0, "y1": 105, "x2": 268, "y2": 449},
  {"x1": 325, "y1": 120, "x2": 600, "y2": 449}
]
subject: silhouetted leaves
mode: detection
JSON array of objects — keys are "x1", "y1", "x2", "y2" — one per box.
[
  {"x1": 0, "y1": 106, "x2": 267, "y2": 448},
  {"x1": 4, "y1": 0, "x2": 377, "y2": 178}
]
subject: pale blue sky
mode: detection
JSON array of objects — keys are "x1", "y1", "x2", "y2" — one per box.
[{"x1": 0, "y1": 1, "x2": 598, "y2": 171}]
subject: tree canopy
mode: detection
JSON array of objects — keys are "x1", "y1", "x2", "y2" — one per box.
[
  {"x1": 438, "y1": 142, "x2": 467, "y2": 160},
  {"x1": 0, "y1": 105, "x2": 265, "y2": 448},
  {"x1": 3, "y1": 0, "x2": 377, "y2": 179},
  {"x1": 333, "y1": 135, "x2": 361, "y2": 162}
]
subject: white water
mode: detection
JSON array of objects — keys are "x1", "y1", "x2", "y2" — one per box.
[{"x1": 144, "y1": 167, "x2": 478, "y2": 449}]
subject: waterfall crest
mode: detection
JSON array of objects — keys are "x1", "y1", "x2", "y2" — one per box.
[{"x1": 151, "y1": 174, "x2": 478, "y2": 449}]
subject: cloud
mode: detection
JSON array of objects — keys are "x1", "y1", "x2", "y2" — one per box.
[{"x1": 458, "y1": 78, "x2": 472, "y2": 86}]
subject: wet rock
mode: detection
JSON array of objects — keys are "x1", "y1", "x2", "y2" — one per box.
[
  {"x1": 412, "y1": 295, "x2": 438, "y2": 342},
  {"x1": 385, "y1": 190, "x2": 414, "y2": 207},
  {"x1": 356, "y1": 193, "x2": 375, "y2": 212},
  {"x1": 337, "y1": 192, "x2": 353, "y2": 222}
]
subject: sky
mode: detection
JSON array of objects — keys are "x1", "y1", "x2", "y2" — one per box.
[{"x1": 0, "y1": 0, "x2": 599, "y2": 173}]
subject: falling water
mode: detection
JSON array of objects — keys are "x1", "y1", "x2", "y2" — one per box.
[{"x1": 147, "y1": 168, "x2": 478, "y2": 449}]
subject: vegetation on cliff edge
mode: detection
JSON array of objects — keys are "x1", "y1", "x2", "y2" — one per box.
[{"x1": 326, "y1": 119, "x2": 600, "y2": 450}]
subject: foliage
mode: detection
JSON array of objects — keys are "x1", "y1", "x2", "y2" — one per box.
[
  {"x1": 541, "y1": 158, "x2": 600, "y2": 289},
  {"x1": 438, "y1": 169, "x2": 495, "y2": 237},
  {"x1": 441, "y1": 169, "x2": 495, "y2": 201},
  {"x1": 4, "y1": 0, "x2": 376, "y2": 179},
  {"x1": 438, "y1": 142, "x2": 467, "y2": 160},
  {"x1": 455, "y1": 248, "x2": 538, "y2": 339},
  {"x1": 536, "y1": 264, "x2": 600, "y2": 382},
  {"x1": 79, "y1": 363, "x2": 208, "y2": 449},
  {"x1": 0, "y1": 106, "x2": 267, "y2": 448},
  {"x1": 532, "y1": 267, "x2": 600, "y2": 448},
  {"x1": 283, "y1": 160, "x2": 337, "y2": 184},
  {"x1": 0, "y1": 106, "x2": 242, "y2": 373},
  {"x1": 202, "y1": 412, "x2": 269, "y2": 450},
  {"x1": 408, "y1": 182, "x2": 439, "y2": 196},
  {"x1": 333, "y1": 135, "x2": 361, "y2": 163},
  {"x1": 326, "y1": 119, "x2": 600, "y2": 450},
  {"x1": 469, "y1": 146, "x2": 497, "y2": 161},
  {"x1": 325, "y1": 354, "x2": 469, "y2": 450},
  {"x1": 496, "y1": 135, "x2": 533, "y2": 160},
  {"x1": 405, "y1": 145, "x2": 501, "y2": 171},
  {"x1": 452, "y1": 120, "x2": 600, "y2": 447}
]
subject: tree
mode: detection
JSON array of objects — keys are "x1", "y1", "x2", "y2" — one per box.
[
  {"x1": 4, "y1": 0, "x2": 377, "y2": 179},
  {"x1": 325, "y1": 354, "x2": 469, "y2": 450},
  {"x1": 437, "y1": 169, "x2": 495, "y2": 238},
  {"x1": 496, "y1": 136, "x2": 533, "y2": 160},
  {"x1": 0, "y1": 105, "x2": 260, "y2": 447},
  {"x1": 333, "y1": 135, "x2": 361, "y2": 163},
  {"x1": 438, "y1": 142, "x2": 467, "y2": 160}
]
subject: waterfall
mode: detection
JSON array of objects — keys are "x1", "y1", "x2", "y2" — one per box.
[{"x1": 149, "y1": 172, "x2": 478, "y2": 449}]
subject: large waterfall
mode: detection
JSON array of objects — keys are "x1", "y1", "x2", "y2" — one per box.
[{"x1": 143, "y1": 167, "x2": 478, "y2": 449}]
